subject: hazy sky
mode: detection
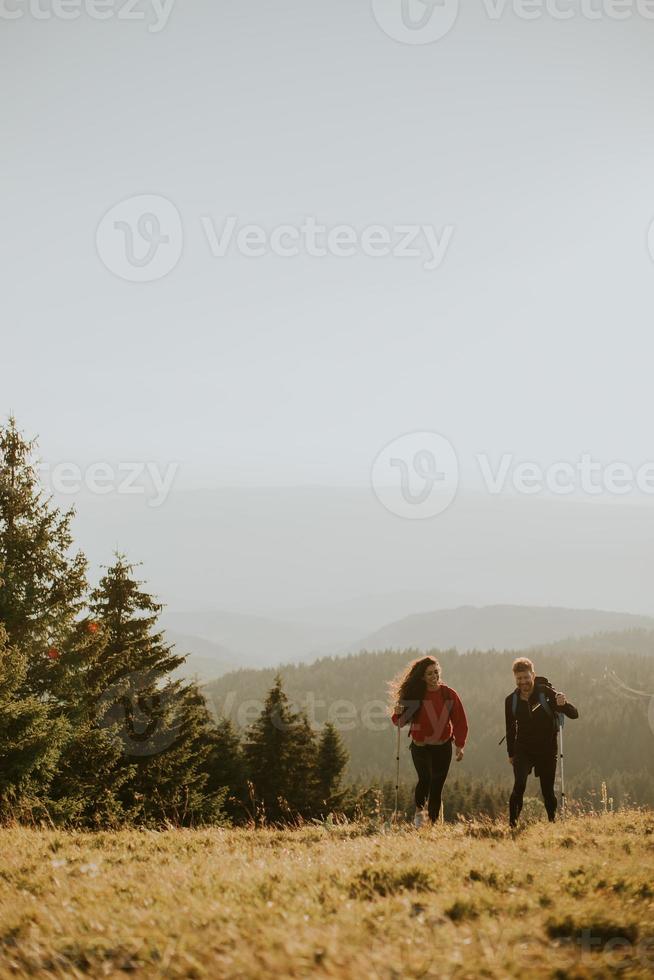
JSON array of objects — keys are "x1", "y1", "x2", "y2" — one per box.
[
  {"x1": 2, "y1": 3, "x2": 654, "y2": 620},
  {"x1": 3, "y1": 1, "x2": 653, "y2": 487}
]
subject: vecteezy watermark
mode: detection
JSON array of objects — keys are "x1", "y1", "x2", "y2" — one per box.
[
  {"x1": 208, "y1": 691, "x2": 398, "y2": 733},
  {"x1": 476, "y1": 453, "x2": 654, "y2": 496},
  {"x1": 370, "y1": 432, "x2": 459, "y2": 520},
  {"x1": 577, "y1": 930, "x2": 654, "y2": 968},
  {"x1": 468, "y1": 927, "x2": 654, "y2": 970},
  {"x1": 95, "y1": 195, "x2": 455, "y2": 283},
  {"x1": 95, "y1": 670, "x2": 184, "y2": 757},
  {"x1": 601, "y1": 670, "x2": 654, "y2": 745},
  {"x1": 0, "y1": 0, "x2": 176, "y2": 31},
  {"x1": 372, "y1": 0, "x2": 461, "y2": 44},
  {"x1": 485, "y1": 0, "x2": 654, "y2": 20},
  {"x1": 96, "y1": 195, "x2": 184, "y2": 283},
  {"x1": 372, "y1": 0, "x2": 654, "y2": 44},
  {"x1": 199, "y1": 216, "x2": 453, "y2": 271},
  {"x1": 34, "y1": 459, "x2": 179, "y2": 508},
  {"x1": 370, "y1": 433, "x2": 654, "y2": 521}
]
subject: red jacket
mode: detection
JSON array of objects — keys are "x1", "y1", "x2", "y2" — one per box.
[{"x1": 392, "y1": 685, "x2": 468, "y2": 748}]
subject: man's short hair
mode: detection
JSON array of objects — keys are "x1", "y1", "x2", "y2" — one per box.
[{"x1": 512, "y1": 657, "x2": 534, "y2": 674}]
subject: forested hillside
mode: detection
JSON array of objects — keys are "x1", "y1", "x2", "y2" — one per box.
[{"x1": 203, "y1": 631, "x2": 654, "y2": 805}]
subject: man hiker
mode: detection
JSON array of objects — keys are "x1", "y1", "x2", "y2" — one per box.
[{"x1": 505, "y1": 657, "x2": 578, "y2": 828}]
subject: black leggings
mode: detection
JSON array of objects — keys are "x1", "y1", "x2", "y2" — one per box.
[
  {"x1": 509, "y1": 751, "x2": 557, "y2": 824},
  {"x1": 410, "y1": 740, "x2": 453, "y2": 822}
]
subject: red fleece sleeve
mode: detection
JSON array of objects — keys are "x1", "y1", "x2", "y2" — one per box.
[{"x1": 451, "y1": 691, "x2": 468, "y2": 748}]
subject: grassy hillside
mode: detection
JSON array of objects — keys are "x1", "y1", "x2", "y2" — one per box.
[{"x1": 0, "y1": 812, "x2": 651, "y2": 977}]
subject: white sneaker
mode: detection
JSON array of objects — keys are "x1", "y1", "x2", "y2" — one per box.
[{"x1": 413, "y1": 809, "x2": 426, "y2": 828}]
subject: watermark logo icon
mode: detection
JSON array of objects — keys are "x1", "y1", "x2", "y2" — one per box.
[
  {"x1": 96, "y1": 194, "x2": 183, "y2": 282},
  {"x1": 371, "y1": 431, "x2": 459, "y2": 519},
  {"x1": 371, "y1": 0, "x2": 460, "y2": 44},
  {"x1": 95, "y1": 669, "x2": 184, "y2": 757}
]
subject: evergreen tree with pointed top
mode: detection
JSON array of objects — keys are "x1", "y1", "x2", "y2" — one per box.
[
  {"x1": 0, "y1": 417, "x2": 87, "y2": 696},
  {"x1": 87, "y1": 555, "x2": 226, "y2": 826},
  {"x1": 291, "y1": 712, "x2": 321, "y2": 816},
  {"x1": 315, "y1": 721, "x2": 348, "y2": 813},
  {"x1": 89, "y1": 554, "x2": 184, "y2": 691},
  {"x1": 244, "y1": 674, "x2": 319, "y2": 823},
  {"x1": 243, "y1": 674, "x2": 295, "y2": 822}
]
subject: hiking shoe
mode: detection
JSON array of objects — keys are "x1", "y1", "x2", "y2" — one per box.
[{"x1": 413, "y1": 809, "x2": 427, "y2": 829}]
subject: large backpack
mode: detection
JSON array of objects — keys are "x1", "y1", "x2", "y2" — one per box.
[{"x1": 511, "y1": 675, "x2": 565, "y2": 732}]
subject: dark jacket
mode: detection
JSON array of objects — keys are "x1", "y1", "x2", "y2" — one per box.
[{"x1": 505, "y1": 677, "x2": 578, "y2": 759}]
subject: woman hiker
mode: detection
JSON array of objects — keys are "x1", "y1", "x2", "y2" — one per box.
[{"x1": 390, "y1": 656, "x2": 468, "y2": 827}]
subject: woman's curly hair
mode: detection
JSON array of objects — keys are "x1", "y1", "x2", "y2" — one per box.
[{"x1": 388, "y1": 655, "x2": 441, "y2": 713}]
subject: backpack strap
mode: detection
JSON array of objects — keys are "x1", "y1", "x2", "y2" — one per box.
[
  {"x1": 538, "y1": 688, "x2": 564, "y2": 729},
  {"x1": 511, "y1": 691, "x2": 518, "y2": 718},
  {"x1": 538, "y1": 690, "x2": 553, "y2": 718}
]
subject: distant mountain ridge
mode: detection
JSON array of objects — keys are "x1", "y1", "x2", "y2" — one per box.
[
  {"x1": 166, "y1": 631, "x2": 238, "y2": 685},
  {"x1": 165, "y1": 602, "x2": 654, "y2": 684},
  {"x1": 160, "y1": 608, "x2": 357, "y2": 682},
  {"x1": 352, "y1": 604, "x2": 654, "y2": 655}
]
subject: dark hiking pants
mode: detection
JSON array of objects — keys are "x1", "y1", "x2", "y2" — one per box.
[
  {"x1": 509, "y1": 750, "x2": 557, "y2": 825},
  {"x1": 410, "y1": 740, "x2": 453, "y2": 822}
]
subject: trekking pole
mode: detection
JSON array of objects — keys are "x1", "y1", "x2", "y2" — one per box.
[
  {"x1": 393, "y1": 722, "x2": 401, "y2": 823},
  {"x1": 558, "y1": 718, "x2": 566, "y2": 820}
]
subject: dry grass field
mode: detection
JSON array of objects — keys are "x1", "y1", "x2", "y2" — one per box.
[{"x1": 0, "y1": 811, "x2": 652, "y2": 979}]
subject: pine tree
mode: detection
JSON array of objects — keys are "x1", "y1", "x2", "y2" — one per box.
[
  {"x1": 0, "y1": 417, "x2": 87, "y2": 696},
  {"x1": 130, "y1": 681, "x2": 228, "y2": 827},
  {"x1": 315, "y1": 721, "x2": 348, "y2": 813},
  {"x1": 206, "y1": 718, "x2": 246, "y2": 822},
  {"x1": 287, "y1": 713, "x2": 320, "y2": 818},
  {"x1": 87, "y1": 555, "x2": 226, "y2": 826},
  {"x1": 89, "y1": 554, "x2": 183, "y2": 693},
  {"x1": 243, "y1": 675, "x2": 319, "y2": 823},
  {"x1": 47, "y1": 717, "x2": 136, "y2": 828},
  {"x1": 0, "y1": 624, "x2": 68, "y2": 821},
  {"x1": 46, "y1": 616, "x2": 136, "y2": 827},
  {"x1": 243, "y1": 675, "x2": 293, "y2": 822}
]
